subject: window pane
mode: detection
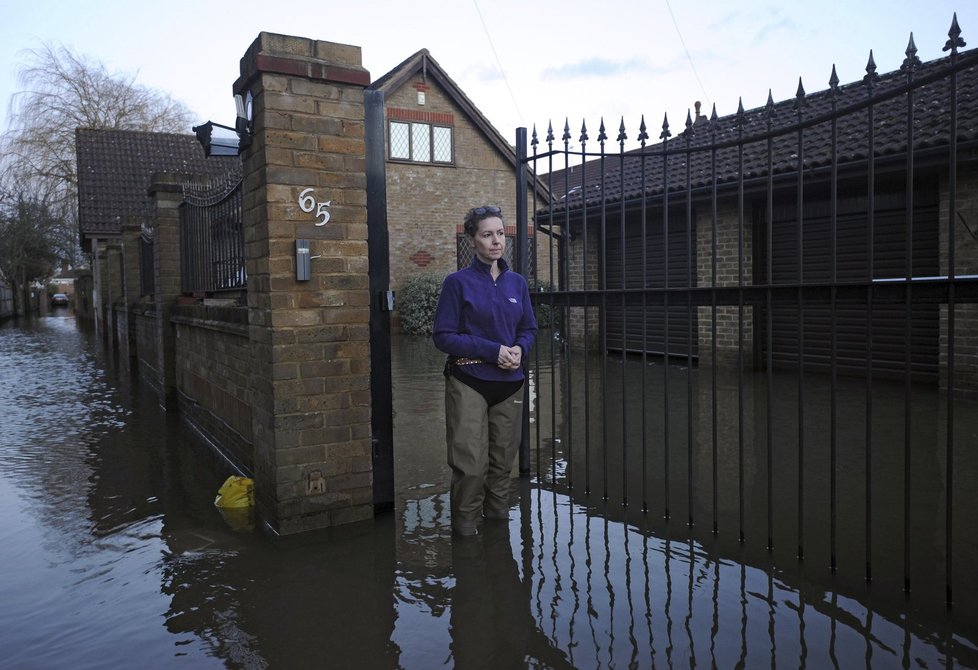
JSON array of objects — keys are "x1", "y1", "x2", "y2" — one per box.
[
  {"x1": 432, "y1": 126, "x2": 452, "y2": 162},
  {"x1": 390, "y1": 122, "x2": 409, "y2": 159},
  {"x1": 411, "y1": 123, "x2": 430, "y2": 162}
]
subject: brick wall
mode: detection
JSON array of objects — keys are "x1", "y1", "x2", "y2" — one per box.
[
  {"x1": 939, "y1": 163, "x2": 978, "y2": 393},
  {"x1": 696, "y1": 202, "x2": 755, "y2": 368},
  {"x1": 114, "y1": 304, "x2": 131, "y2": 368},
  {"x1": 564, "y1": 223, "x2": 603, "y2": 350},
  {"x1": 173, "y1": 304, "x2": 254, "y2": 473},
  {"x1": 132, "y1": 306, "x2": 159, "y2": 392},
  {"x1": 74, "y1": 272, "x2": 94, "y2": 324}
]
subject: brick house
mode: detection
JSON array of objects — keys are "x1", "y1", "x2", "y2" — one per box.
[{"x1": 367, "y1": 49, "x2": 549, "y2": 319}]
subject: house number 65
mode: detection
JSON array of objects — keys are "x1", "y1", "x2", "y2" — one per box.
[{"x1": 298, "y1": 188, "x2": 331, "y2": 226}]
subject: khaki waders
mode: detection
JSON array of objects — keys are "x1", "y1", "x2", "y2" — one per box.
[{"x1": 445, "y1": 375, "x2": 524, "y2": 534}]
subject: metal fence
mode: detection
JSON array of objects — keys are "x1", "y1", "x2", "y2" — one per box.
[
  {"x1": 180, "y1": 172, "x2": 245, "y2": 297},
  {"x1": 517, "y1": 17, "x2": 978, "y2": 605}
]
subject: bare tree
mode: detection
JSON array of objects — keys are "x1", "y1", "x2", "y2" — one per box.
[
  {"x1": 0, "y1": 187, "x2": 61, "y2": 315},
  {"x1": 0, "y1": 43, "x2": 196, "y2": 267}
]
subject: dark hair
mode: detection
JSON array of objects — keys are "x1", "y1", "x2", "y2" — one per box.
[{"x1": 463, "y1": 205, "x2": 503, "y2": 237}]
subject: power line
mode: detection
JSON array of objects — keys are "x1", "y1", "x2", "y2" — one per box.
[
  {"x1": 472, "y1": 0, "x2": 523, "y2": 122},
  {"x1": 664, "y1": 0, "x2": 710, "y2": 109}
]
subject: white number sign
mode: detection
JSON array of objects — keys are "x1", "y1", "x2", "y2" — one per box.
[{"x1": 298, "y1": 188, "x2": 331, "y2": 226}]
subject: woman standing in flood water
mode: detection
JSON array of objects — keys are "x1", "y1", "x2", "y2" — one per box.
[{"x1": 432, "y1": 205, "x2": 537, "y2": 537}]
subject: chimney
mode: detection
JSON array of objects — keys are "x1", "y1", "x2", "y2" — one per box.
[{"x1": 693, "y1": 100, "x2": 709, "y2": 127}]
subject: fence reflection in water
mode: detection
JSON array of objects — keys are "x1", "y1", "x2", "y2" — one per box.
[
  {"x1": 393, "y1": 484, "x2": 974, "y2": 668},
  {"x1": 526, "y1": 340, "x2": 978, "y2": 615}
]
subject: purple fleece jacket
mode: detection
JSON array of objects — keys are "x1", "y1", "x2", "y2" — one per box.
[{"x1": 432, "y1": 257, "x2": 538, "y2": 382}]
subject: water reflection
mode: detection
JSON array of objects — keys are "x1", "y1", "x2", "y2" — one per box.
[
  {"x1": 1, "y1": 318, "x2": 976, "y2": 668},
  {"x1": 527, "y1": 336, "x2": 978, "y2": 622}
]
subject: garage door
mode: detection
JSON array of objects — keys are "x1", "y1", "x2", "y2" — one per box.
[{"x1": 759, "y1": 179, "x2": 939, "y2": 382}]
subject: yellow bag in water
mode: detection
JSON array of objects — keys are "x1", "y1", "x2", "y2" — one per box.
[{"x1": 214, "y1": 476, "x2": 254, "y2": 509}]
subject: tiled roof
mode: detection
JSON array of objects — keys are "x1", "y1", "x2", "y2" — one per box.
[
  {"x1": 75, "y1": 128, "x2": 239, "y2": 241},
  {"x1": 540, "y1": 47, "x2": 978, "y2": 216}
]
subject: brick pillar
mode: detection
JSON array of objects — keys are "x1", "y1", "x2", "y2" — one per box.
[
  {"x1": 118, "y1": 220, "x2": 143, "y2": 366},
  {"x1": 235, "y1": 33, "x2": 373, "y2": 535},
  {"x1": 121, "y1": 219, "x2": 143, "y2": 307},
  {"x1": 104, "y1": 243, "x2": 123, "y2": 351},
  {"x1": 92, "y1": 238, "x2": 106, "y2": 338},
  {"x1": 149, "y1": 173, "x2": 186, "y2": 407}
]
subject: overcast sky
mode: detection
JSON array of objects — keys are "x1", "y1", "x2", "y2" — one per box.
[{"x1": 0, "y1": 1, "x2": 971, "y2": 151}]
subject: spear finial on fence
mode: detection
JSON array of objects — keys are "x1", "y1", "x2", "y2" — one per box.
[
  {"x1": 597, "y1": 118, "x2": 607, "y2": 146},
  {"x1": 638, "y1": 115, "x2": 649, "y2": 147},
  {"x1": 546, "y1": 121, "x2": 555, "y2": 147},
  {"x1": 902, "y1": 33, "x2": 921, "y2": 71},
  {"x1": 794, "y1": 77, "x2": 807, "y2": 110},
  {"x1": 863, "y1": 50, "x2": 880, "y2": 85},
  {"x1": 736, "y1": 97, "x2": 745, "y2": 128},
  {"x1": 944, "y1": 13, "x2": 966, "y2": 53},
  {"x1": 684, "y1": 109, "x2": 694, "y2": 135},
  {"x1": 765, "y1": 89, "x2": 775, "y2": 119},
  {"x1": 531, "y1": 124, "x2": 539, "y2": 150},
  {"x1": 660, "y1": 113, "x2": 671, "y2": 141},
  {"x1": 579, "y1": 120, "x2": 589, "y2": 146},
  {"x1": 710, "y1": 103, "x2": 719, "y2": 131},
  {"x1": 829, "y1": 64, "x2": 840, "y2": 93},
  {"x1": 562, "y1": 118, "x2": 571, "y2": 146},
  {"x1": 617, "y1": 117, "x2": 627, "y2": 146}
]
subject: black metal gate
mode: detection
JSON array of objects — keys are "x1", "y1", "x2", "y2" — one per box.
[
  {"x1": 365, "y1": 89, "x2": 395, "y2": 510},
  {"x1": 517, "y1": 17, "x2": 978, "y2": 606}
]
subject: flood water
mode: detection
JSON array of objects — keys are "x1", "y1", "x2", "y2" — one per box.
[{"x1": 2, "y1": 313, "x2": 977, "y2": 668}]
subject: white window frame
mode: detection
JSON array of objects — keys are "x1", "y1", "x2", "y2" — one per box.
[{"x1": 388, "y1": 121, "x2": 454, "y2": 165}]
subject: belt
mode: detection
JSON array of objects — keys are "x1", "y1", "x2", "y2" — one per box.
[{"x1": 450, "y1": 357, "x2": 486, "y2": 366}]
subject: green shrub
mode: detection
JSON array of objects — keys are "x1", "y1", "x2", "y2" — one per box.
[
  {"x1": 398, "y1": 273, "x2": 445, "y2": 335},
  {"x1": 528, "y1": 278, "x2": 556, "y2": 329}
]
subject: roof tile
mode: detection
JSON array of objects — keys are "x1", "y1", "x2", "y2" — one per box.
[
  {"x1": 542, "y1": 51, "x2": 978, "y2": 215},
  {"x1": 75, "y1": 128, "x2": 239, "y2": 240}
]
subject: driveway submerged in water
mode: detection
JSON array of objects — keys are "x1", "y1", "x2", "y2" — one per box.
[{"x1": 1, "y1": 317, "x2": 975, "y2": 668}]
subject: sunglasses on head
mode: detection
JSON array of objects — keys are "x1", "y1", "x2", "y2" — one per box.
[{"x1": 471, "y1": 206, "x2": 502, "y2": 217}]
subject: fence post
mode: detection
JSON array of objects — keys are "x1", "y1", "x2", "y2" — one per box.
[{"x1": 516, "y1": 128, "x2": 531, "y2": 475}]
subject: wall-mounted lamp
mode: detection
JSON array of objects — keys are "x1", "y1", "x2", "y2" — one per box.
[
  {"x1": 296, "y1": 239, "x2": 322, "y2": 281},
  {"x1": 191, "y1": 121, "x2": 240, "y2": 157},
  {"x1": 296, "y1": 239, "x2": 311, "y2": 281},
  {"x1": 192, "y1": 92, "x2": 253, "y2": 157}
]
